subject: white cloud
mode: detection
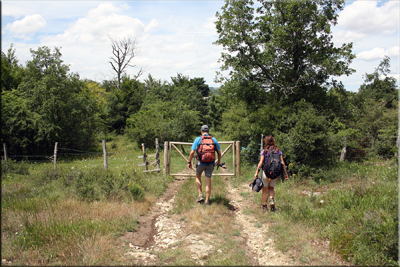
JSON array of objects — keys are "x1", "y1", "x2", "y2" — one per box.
[
  {"x1": 144, "y1": 18, "x2": 159, "y2": 33},
  {"x1": 338, "y1": 1, "x2": 399, "y2": 36},
  {"x1": 387, "y1": 73, "x2": 399, "y2": 82},
  {"x1": 332, "y1": 30, "x2": 367, "y2": 44},
  {"x1": 160, "y1": 42, "x2": 199, "y2": 54},
  {"x1": 86, "y1": 3, "x2": 122, "y2": 18},
  {"x1": 4, "y1": 14, "x2": 46, "y2": 35},
  {"x1": 2, "y1": 1, "x2": 100, "y2": 20},
  {"x1": 357, "y1": 46, "x2": 399, "y2": 61},
  {"x1": 203, "y1": 16, "x2": 217, "y2": 32},
  {"x1": 40, "y1": 4, "x2": 145, "y2": 46}
]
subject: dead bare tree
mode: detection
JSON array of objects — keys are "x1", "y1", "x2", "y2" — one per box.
[{"x1": 108, "y1": 35, "x2": 144, "y2": 89}]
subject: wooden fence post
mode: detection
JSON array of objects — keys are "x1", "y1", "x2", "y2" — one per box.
[
  {"x1": 155, "y1": 139, "x2": 160, "y2": 170},
  {"x1": 233, "y1": 140, "x2": 236, "y2": 177},
  {"x1": 340, "y1": 137, "x2": 347, "y2": 162},
  {"x1": 102, "y1": 140, "x2": 108, "y2": 170},
  {"x1": 236, "y1": 141, "x2": 241, "y2": 175},
  {"x1": 53, "y1": 142, "x2": 58, "y2": 170},
  {"x1": 168, "y1": 141, "x2": 172, "y2": 175},
  {"x1": 3, "y1": 143, "x2": 9, "y2": 170},
  {"x1": 142, "y1": 143, "x2": 148, "y2": 171},
  {"x1": 164, "y1": 141, "x2": 168, "y2": 176}
]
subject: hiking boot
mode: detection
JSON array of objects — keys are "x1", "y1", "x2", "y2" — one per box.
[
  {"x1": 205, "y1": 201, "x2": 210, "y2": 206},
  {"x1": 270, "y1": 198, "x2": 275, "y2": 212},
  {"x1": 262, "y1": 204, "x2": 268, "y2": 213},
  {"x1": 197, "y1": 195, "x2": 204, "y2": 203}
]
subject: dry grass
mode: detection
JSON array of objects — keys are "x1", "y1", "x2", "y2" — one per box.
[{"x1": 1, "y1": 196, "x2": 157, "y2": 266}]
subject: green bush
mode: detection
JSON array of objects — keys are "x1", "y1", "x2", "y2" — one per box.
[
  {"x1": 128, "y1": 183, "x2": 144, "y2": 201},
  {"x1": 1, "y1": 160, "x2": 30, "y2": 176},
  {"x1": 275, "y1": 162, "x2": 398, "y2": 266},
  {"x1": 72, "y1": 168, "x2": 130, "y2": 202}
]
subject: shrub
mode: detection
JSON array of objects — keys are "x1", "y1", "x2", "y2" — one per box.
[
  {"x1": 128, "y1": 183, "x2": 144, "y2": 201},
  {"x1": 1, "y1": 160, "x2": 30, "y2": 176}
]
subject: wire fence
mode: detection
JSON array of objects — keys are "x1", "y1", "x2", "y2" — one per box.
[{"x1": 1, "y1": 135, "x2": 398, "y2": 167}]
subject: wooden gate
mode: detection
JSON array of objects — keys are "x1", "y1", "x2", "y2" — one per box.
[{"x1": 163, "y1": 141, "x2": 241, "y2": 177}]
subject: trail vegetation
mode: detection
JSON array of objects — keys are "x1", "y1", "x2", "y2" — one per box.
[{"x1": 1, "y1": 0, "x2": 398, "y2": 265}]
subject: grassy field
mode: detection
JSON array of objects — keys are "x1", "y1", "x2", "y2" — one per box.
[
  {"x1": 234, "y1": 160, "x2": 399, "y2": 266},
  {"x1": 1, "y1": 132, "x2": 398, "y2": 266},
  {"x1": 1, "y1": 135, "x2": 175, "y2": 265}
]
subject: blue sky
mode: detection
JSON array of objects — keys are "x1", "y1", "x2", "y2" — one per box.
[{"x1": 2, "y1": 0, "x2": 399, "y2": 92}]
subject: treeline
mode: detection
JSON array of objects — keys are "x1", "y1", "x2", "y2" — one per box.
[
  {"x1": 212, "y1": 0, "x2": 398, "y2": 175},
  {"x1": 1, "y1": 45, "x2": 224, "y2": 156},
  {"x1": 2, "y1": 0, "x2": 398, "y2": 175}
]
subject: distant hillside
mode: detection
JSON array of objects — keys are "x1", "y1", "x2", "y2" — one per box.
[{"x1": 209, "y1": 87, "x2": 220, "y2": 94}]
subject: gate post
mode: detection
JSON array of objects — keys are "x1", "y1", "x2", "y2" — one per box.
[
  {"x1": 236, "y1": 141, "x2": 241, "y2": 175},
  {"x1": 54, "y1": 142, "x2": 58, "y2": 170},
  {"x1": 102, "y1": 140, "x2": 108, "y2": 170},
  {"x1": 233, "y1": 141, "x2": 236, "y2": 177},
  {"x1": 164, "y1": 141, "x2": 168, "y2": 176},
  {"x1": 168, "y1": 141, "x2": 172, "y2": 175}
]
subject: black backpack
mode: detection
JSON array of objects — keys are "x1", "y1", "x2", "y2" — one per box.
[{"x1": 263, "y1": 149, "x2": 282, "y2": 179}]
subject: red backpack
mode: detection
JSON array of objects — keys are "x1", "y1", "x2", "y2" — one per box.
[{"x1": 196, "y1": 135, "x2": 216, "y2": 163}]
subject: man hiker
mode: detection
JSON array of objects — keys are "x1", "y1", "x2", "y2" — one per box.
[{"x1": 187, "y1": 125, "x2": 221, "y2": 206}]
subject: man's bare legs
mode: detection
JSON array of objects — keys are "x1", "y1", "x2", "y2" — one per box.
[
  {"x1": 205, "y1": 176, "x2": 211, "y2": 203},
  {"x1": 195, "y1": 175, "x2": 212, "y2": 203},
  {"x1": 196, "y1": 175, "x2": 203, "y2": 195}
]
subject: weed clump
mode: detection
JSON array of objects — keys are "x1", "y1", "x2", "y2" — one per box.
[{"x1": 128, "y1": 183, "x2": 144, "y2": 201}]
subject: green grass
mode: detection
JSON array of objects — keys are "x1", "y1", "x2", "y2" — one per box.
[
  {"x1": 166, "y1": 151, "x2": 251, "y2": 266},
  {"x1": 3, "y1": 132, "x2": 397, "y2": 266},
  {"x1": 1, "y1": 135, "x2": 175, "y2": 265},
  {"x1": 235, "y1": 159, "x2": 399, "y2": 266}
]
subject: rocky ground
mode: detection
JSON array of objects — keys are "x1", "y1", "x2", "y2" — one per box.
[
  {"x1": 225, "y1": 181, "x2": 294, "y2": 265},
  {"x1": 116, "y1": 171, "x2": 300, "y2": 265}
]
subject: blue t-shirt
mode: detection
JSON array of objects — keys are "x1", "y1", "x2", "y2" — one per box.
[{"x1": 191, "y1": 134, "x2": 221, "y2": 166}]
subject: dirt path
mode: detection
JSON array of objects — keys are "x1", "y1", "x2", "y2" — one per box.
[
  {"x1": 117, "y1": 165, "x2": 299, "y2": 266},
  {"x1": 117, "y1": 175, "x2": 189, "y2": 265},
  {"x1": 225, "y1": 180, "x2": 294, "y2": 265}
]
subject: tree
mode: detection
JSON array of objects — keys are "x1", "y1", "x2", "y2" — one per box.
[
  {"x1": 214, "y1": 0, "x2": 355, "y2": 106},
  {"x1": 126, "y1": 99, "x2": 200, "y2": 148},
  {"x1": 1, "y1": 44, "x2": 25, "y2": 91},
  {"x1": 171, "y1": 73, "x2": 210, "y2": 97},
  {"x1": 5, "y1": 46, "x2": 100, "y2": 154},
  {"x1": 104, "y1": 75, "x2": 146, "y2": 134},
  {"x1": 108, "y1": 35, "x2": 143, "y2": 90},
  {"x1": 357, "y1": 56, "x2": 398, "y2": 108}
]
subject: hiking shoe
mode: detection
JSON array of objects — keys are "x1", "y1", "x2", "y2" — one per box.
[
  {"x1": 262, "y1": 204, "x2": 268, "y2": 213},
  {"x1": 197, "y1": 195, "x2": 204, "y2": 203},
  {"x1": 270, "y1": 198, "x2": 275, "y2": 212},
  {"x1": 205, "y1": 202, "x2": 210, "y2": 206}
]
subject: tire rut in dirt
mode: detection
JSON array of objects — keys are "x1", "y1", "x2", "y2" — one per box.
[{"x1": 117, "y1": 177, "x2": 186, "y2": 248}]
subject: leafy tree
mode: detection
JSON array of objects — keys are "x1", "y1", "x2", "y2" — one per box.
[
  {"x1": 1, "y1": 44, "x2": 25, "y2": 91},
  {"x1": 214, "y1": 0, "x2": 355, "y2": 106},
  {"x1": 357, "y1": 56, "x2": 398, "y2": 108},
  {"x1": 1, "y1": 90, "x2": 36, "y2": 155},
  {"x1": 171, "y1": 73, "x2": 210, "y2": 97},
  {"x1": 279, "y1": 106, "x2": 332, "y2": 164},
  {"x1": 104, "y1": 75, "x2": 146, "y2": 134},
  {"x1": 3, "y1": 46, "x2": 99, "y2": 155},
  {"x1": 126, "y1": 99, "x2": 200, "y2": 148},
  {"x1": 204, "y1": 92, "x2": 226, "y2": 131}
]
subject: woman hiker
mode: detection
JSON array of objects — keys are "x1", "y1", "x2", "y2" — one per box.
[{"x1": 254, "y1": 135, "x2": 288, "y2": 212}]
